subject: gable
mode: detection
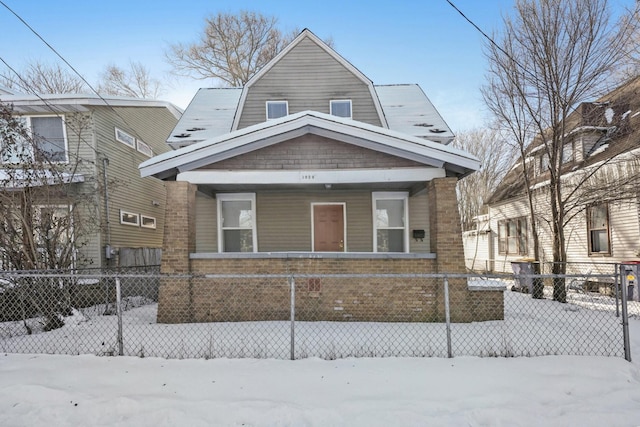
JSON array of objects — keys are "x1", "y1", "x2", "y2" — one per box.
[
  {"x1": 235, "y1": 30, "x2": 384, "y2": 130},
  {"x1": 140, "y1": 111, "x2": 479, "y2": 180},
  {"x1": 197, "y1": 134, "x2": 424, "y2": 171}
]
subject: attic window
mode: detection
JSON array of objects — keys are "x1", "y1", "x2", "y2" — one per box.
[
  {"x1": 266, "y1": 101, "x2": 288, "y2": 120},
  {"x1": 330, "y1": 100, "x2": 352, "y2": 119}
]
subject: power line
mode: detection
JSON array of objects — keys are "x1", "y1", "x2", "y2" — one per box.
[
  {"x1": 444, "y1": 0, "x2": 537, "y2": 83},
  {"x1": 0, "y1": 55, "x2": 101, "y2": 166},
  {"x1": 0, "y1": 0, "x2": 153, "y2": 144}
]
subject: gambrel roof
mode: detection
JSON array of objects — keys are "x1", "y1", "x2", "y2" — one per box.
[
  {"x1": 166, "y1": 30, "x2": 453, "y2": 148},
  {"x1": 140, "y1": 110, "x2": 478, "y2": 181},
  {"x1": 166, "y1": 84, "x2": 453, "y2": 148}
]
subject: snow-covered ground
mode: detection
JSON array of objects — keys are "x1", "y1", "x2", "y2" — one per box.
[
  {"x1": 0, "y1": 322, "x2": 639, "y2": 426},
  {"x1": 1, "y1": 285, "x2": 639, "y2": 426}
]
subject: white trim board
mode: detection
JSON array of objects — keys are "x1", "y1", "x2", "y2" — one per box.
[{"x1": 177, "y1": 168, "x2": 445, "y2": 185}]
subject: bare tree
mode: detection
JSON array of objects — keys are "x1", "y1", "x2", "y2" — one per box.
[
  {"x1": 453, "y1": 127, "x2": 516, "y2": 230},
  {"x1": 484, "y1": 0, "x2": 639, "y2": 301},
  {"x1": 0, "y1": 61, "x2": 88, "y2": 94},
  {"x1": 97, "y1": 61, "x2": 164, "y2": 99},
  {"x1": 0, "y1": 102, "x2": 100, "y2": 329},
  {"x1": 165, "y1": 10, "x2": 301, "y2": 87}
]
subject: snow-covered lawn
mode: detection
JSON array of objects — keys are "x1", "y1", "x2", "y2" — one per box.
[
  {"x1": 1, "y1": 283, "x2": 635, "y2": 360},
  {"x1": 0, "y1": 285, "x2": 639, "y2": 425},
  {"x1": 0, "y1": 327, "x2": 639, "y2": 426}
]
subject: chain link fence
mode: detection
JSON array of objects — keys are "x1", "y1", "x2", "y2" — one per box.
[{"x1": 0, "y1": 270, "x2": 634, "y2": 361}]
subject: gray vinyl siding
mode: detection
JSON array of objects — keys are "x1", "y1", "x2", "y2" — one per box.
[
  {"x1": 195, "y1": 192, "x2": 218, "y2": 252},
  {"x1": 409, "y1": 192, "x2": 430, "y2": 253},
  {"x1": 24, "y1": 112, "x2": 102, "y2": 267},
  {"x1": 194, "y1": 190, "x2": 431, "y2": 253},
  {"x1": 237, "y1": 37, "x2": 382, "y2": 129},
  {"x1": 92, "y1": 107, "x2": 177, "y2": 254},
  {"x1": 257, "y1": 191, "x2": 372, "y2": 252}
]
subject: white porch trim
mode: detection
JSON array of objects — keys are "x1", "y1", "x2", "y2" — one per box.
[{"x1": 177, "y1": 167, "x2": 445, "y2": 185}]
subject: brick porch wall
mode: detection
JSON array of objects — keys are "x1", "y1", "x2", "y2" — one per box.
[{"x1": 157, "y1": 179, "x2": 504, "y2": 324}]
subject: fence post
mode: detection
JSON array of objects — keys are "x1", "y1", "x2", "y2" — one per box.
[
  {"x1": 115, "y1": 277, "x2": 124, "y2": 356},
  {"x1": 614, "y1": 263, "x2": 620, "y2": 318},
  {"x1": 444, "y1": 276, "x2": 452, "y2": 358},
  {"x1": 619, "y1": 265, "x2": 632, "y2": 362},
  {"x1": 289, "y1": 275, "x2": 295, "y2": 361}
]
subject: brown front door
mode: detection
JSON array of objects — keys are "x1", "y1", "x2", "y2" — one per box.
[{"x1": 313, "y1": 204, "x2": 344, "y2": 252}]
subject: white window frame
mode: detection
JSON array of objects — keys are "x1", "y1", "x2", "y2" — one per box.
[
  {"x1": 140, "y1": 215, "x2": 156, "y2": 229},
  {"x1": 372, "y1": 192, "x2": 409, "y2": 253},
  {"x1": 587, "y1": 203, "x2": 611, "y2": 255},
  {"x1": 119, "y1": 210, "x2": 140, "y2": 226},
  {"x1": 1, "y1": 115, "x2": 69, "y2": 164},
  {"x1": 115, "y1": 127, "x2": 136, "y2": 148},
  {"x1": 266, "y1": 101, "x2": 288, "y2": 120},
  {"x1": 310, "y1": 202, "x2": 347, "y2": 252},
  {"x1": 216, "y1": 193, "x2": 257, "y2": 253},
  {"x1": 330, "y1": 99, "x2": 352, "y2": 119},
  {"x1": 136, "y1": 139, "x2": 153, "y2": 157}
]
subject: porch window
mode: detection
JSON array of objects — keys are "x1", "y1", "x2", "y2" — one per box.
[
  {"x1": 498, "y1": 217, "x2": 527, "y2": 255},
  {"x1": 372, "y1": 192, "x2": 408, "y2": 253},
  {"x1": 330, "y1": 100, "x2": 352, "y2": 119},
  {"x1": 266, "y1": 101, "x2": 288, "y2": 120},
  {"x1": 587, "y1": 204, "x2": 610, "y2": 255},
  {"x1": 217, "y1": 193, "x2": 257, "y2": 252},
  {"x1": 1, "y1": 116, "x2": 68, "y2": 163}
]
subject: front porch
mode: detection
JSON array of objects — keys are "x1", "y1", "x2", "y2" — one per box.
[{"x1": 157, "y1": 179, "x2": 504, "y2": 323}]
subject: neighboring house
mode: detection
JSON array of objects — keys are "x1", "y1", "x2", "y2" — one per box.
[
  {"x1": 0, "y1": 92, "x2": 181, "y2": 268},
  {"x1": 469, "y1": 77, "x2": 640, "y2": 275},
  {"x1": 140, "y1": 29, "x2": 502, "y2": 323}
]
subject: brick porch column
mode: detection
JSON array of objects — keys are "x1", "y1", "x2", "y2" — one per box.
[
  {"x1": 427, "y1": 177, "x2": 470, "y2": 321},
  {"x1": 157, "y1": 181, "x2": 197, "y2": 323}
]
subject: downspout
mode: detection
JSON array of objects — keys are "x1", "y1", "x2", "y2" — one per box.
[{"x1": 102, "y1": 157, "x2": 112, "y2": 264}]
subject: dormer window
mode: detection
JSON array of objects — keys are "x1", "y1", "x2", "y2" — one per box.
[
  {"x1": 266, "y1": 101, "x2": 288, "y2": 120},
  {"x1": 330, "y1": 100, "x2": 352, "y2": 119}
]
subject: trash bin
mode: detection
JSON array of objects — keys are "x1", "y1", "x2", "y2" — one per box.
[
  {"x1": 622, "y1": 261, "x2": 640, "y2": 302},
  {"x1": 511, "y1": 259, "x2": 544, "y2": 299}
]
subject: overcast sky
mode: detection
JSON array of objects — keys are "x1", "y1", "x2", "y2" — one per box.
[{"x1": 0, "y1": 0, "x2": 634, "y2": 133}]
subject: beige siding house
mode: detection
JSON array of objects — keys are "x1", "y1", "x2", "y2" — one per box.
[
  {"x1": 470, "y1": 77, "x2": 640, "y2": 276},
  {"x1": 141, "y1": 29, "x2": 501, "y2": 323},
  {"x1": 0, "y1": 93, "x2": 181, "y2": 268}
]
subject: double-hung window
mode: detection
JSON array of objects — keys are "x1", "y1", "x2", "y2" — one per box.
[
  {"x1": 266, "y1": 101, "x2": 288, "y2": 120},
  {"x1": 498, "y1": 218, "x2": 528, "y2": 255},
  {"x1": 217, "y1": 193, "x2": 257, "y2": 252},
  {"x1": 373, "y1": 192, "x2": 408, "y2": 252},
  {"x1": 1, "y1": 115, "x2": 67, "y2": 163},
  {"x1": 587, "y1": 204, "x2": 610, "y2": 255}
]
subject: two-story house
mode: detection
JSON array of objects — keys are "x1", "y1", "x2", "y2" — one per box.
[
  {"x1": 474, "y1": 76, "x2": 640, "y2": 277},
  {"x1": 140, "y1": 29, "x2": 503, "y2": 323},
  {"x1": 0, "y1": 90, "x2": 181, "y2": 269}
]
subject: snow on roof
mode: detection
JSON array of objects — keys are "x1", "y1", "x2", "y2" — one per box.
[
  {"x1": 166, "y1": 88, "x2": 242, "y2": 147},
  {"x1": 0, "y1": 93, "x2": 183, "y2": 119},
  {"x1": 375, "y1": 84, "x2": 454, "y2": 144},
  {"x1": 140, "y1": 110, "x2": 479, "y2": 179}
]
